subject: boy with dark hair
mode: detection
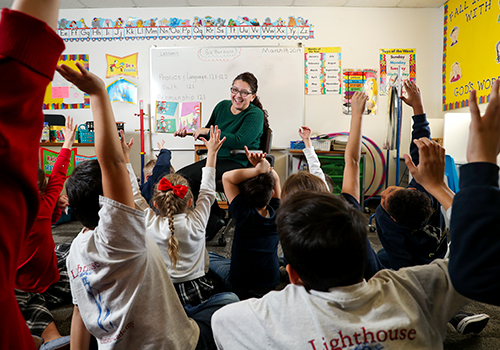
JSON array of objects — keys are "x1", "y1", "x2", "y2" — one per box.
[
  {"x1": 375, "y1": 80, "x2": 449, "y2": 270},
  {"x1": 212, "y1": 93, "x2": 474, "y2": 349},
  {"x1": 140, "y1": 139, "x2": 174, "y2": 205},
  {"x1": 449, "y1": 80, "x2": 500, "y2": 306},
  {"x1": 209, "y1": 151, "x2": 281, "y2": 300},
  {"x1": 59, "y1": 63, "x2": 237, "y2": 349}
]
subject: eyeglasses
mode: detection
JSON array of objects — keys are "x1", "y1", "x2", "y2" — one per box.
[{"x1": 230, "y1": 86, "x2": 253, "y2": 97}]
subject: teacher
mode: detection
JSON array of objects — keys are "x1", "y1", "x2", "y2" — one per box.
[{"x1": 175, "y1": 72, "x2": 269, "y2": 238}]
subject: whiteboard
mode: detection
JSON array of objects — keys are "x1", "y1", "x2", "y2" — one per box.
[
  {"x1": 443, "y1": 113, "x2": 470, "y2": 164},
  {"x1": 150, "y1": 46, "x2": 304, "y2": 149}
]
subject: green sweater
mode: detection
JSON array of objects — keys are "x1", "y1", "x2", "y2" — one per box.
[{"x1": 205, "y1": 100, "x2": 264, "y2": 166}]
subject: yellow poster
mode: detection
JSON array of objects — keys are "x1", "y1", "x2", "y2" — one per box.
[
  {"x1": 43, "y1": 54, "x2": 89, "y2": 110},
  {"x1": 443, "y1": 0, "x2": 500, "y2": 111},
  {"x1": 106, "y1": 53, "x2": 139, "y2": 78}
]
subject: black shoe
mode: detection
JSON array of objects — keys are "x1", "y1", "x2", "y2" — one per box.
[
  {"x1": 205, "y1": 216, "x2": 225, "y2": 241},
  {"x1": 449, "y1": 311, "x2": 490, "y2": 335}
]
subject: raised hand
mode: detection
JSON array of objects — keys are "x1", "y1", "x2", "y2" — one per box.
[
  {"x1": 200, "y1": 126, "x2": 226, "y2": 168},
  {"x1": 56, "y1": 62, "x2": 105, "y2": 96},
  {"x1": 245, "y1": 145, "x2": 267, "y2": 167},
  {"x1": 299, "y1": 126, "x2": 313, "y2": 148},
  {"x1": 255, "y1": 156, "x2": 272, "y2": 174},
  {"x1": 401, "y1": 80, "x2": 424, "y2": 115},
  {"x1": 351, "y1": 92, "x2": 368, "y2": 117},
  {"x1": 119, "y1": 129, "x2": 134, "y2": 163},
  {"x1": 158, "y1": 140, "x2": 166, "y2": 150},
  {"x1": 404, "y1": 138, "x2": 445, "y2": 191},
  {"x1": 467, "y1": 79, "x2": 500, "y2": 164},
  {"x1": 62, "y1": 115, "x2": 77, "y2": 149}
]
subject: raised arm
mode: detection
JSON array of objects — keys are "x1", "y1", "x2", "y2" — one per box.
[
  {"x1": 402, "y1": 80, "x2": 430, "y2": 166},
  {"x1": 56, "y1": 63, "x2": 134, "y2": 207},
  {"x1": 12, "y1": 0, "x2": 60, "y2": 31},
  {"x1": 223, "y1": 157, "x2": 271, "y2": 204},
  {"x1": 199, "y1": 125, "x2": 226, "y2": 168},
  {"x1": 299, "y1": 126, "x2": 327, "y2": 185},
  {"x1": 404, "y1": 138, "x2": 454, "y2": 210},
  {"x1": 449, "y1": 79, "x2": 500, "y2": 305},
  {"x1": 342, "y1": 92, "x2": 367, "y2": 202}
]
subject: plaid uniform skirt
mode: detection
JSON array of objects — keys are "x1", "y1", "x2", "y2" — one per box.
[
  {"x1": 15, "y1": 243, "x2": 72, "y2": 336},
  {"x1": 173, "y1": 275, "x2": 214, "y2": 307}
]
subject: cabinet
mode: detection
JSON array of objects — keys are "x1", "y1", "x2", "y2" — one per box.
[{"x1": 286, "y1": 149, "x2": 365, "y2": 203}]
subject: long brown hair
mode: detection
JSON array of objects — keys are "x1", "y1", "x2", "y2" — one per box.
[
  {"x1": 233, "y1": 72, "x2": 269, "y2": 130},
  {"x1": 152, "y1": 174, "x2": 193, "y2": 267}
]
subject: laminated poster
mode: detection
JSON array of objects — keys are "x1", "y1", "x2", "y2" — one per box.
[
  {"x1": 379, "y1": 48, "x2": 416, "y2": 96},
  {"x1": 443, "y1": 0, "x2": 500, "y2": 110},
  {"x1": 342, "y1": 69, "x2": 378, "y2": 115},
  {"x1": 106, "y1": 78, "x2": 138, "y2": 104},
  {"x1": 304, "y1": 47, "x2": 341, "y2": 95},
  {"x1": 43, "y1": 54, "x2": 90, "y2": 110},
  {"x1": 75, "y1": 154, "x2": 97, "y2": 165},
  {"x1": 155, "y1": 101, "x2": 178, "y2": 133},
  {"x1": 106, "y1": 53, "x2": 139, "y2": 78},
  {"x1": 40, "y1": 148, "x2": 76, "y2": 176}
]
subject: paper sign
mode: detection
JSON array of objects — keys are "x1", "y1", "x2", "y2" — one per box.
[{"x1": 52, "y1": 86, "x2": 69, "y2": 99}]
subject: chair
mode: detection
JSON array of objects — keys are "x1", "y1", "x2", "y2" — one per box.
[{"x1": 197, "y1": 127, "x2": 274, "y2": 246}]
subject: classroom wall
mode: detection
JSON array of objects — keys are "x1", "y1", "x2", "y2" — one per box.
[{"x1": 56, "y1": 6, "x2": 444, "y2": 194}]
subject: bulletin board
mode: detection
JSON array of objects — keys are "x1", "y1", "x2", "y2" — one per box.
[
  {"x1": 443, "y1": 0, "x2": 500, "y2": 111},
  {"x1": 150, "y1": 46, "x2": 305, "y2": 149}
]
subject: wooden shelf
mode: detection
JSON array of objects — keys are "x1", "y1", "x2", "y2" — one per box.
[{"x1": 40, "y1": 142, "x2": 95, "y2": 147}]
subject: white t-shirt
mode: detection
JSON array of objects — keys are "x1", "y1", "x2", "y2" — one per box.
[
  {"x1": 67, "y1": 196, "x2": 199, "y2": 349},
  {"x1": 127, "y1": 164, "x2": 215, "y2": 283},
  {"x1": 212, "y1": 259, "x2": 468, "y2": 349}
]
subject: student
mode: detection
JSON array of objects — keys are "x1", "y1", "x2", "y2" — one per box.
[
  {"x1": 58, "y1": 63, "x2": 237, "y2": 349},
  {"x1": 212, "y1": 94, "x2": 471, "y2": 349},
  {"x1": 0, "y1": 0, "x2": 64, "y2": 348},
  {"x1": 375, "y1": 80, "x2": 450, "y2": 270},
  {"x1": 140, "y1": 139, "x2": 174, "y2": 206},
  {"x1": 375, "y1": 80, "x2": 489, "y2": 334},
  {"x1": 16, "y1": 116, "x2": 76, "y2": 293},
  {"x1": 123, "y1": 126, "x2": 229, "y2": 307},
  {"x1": 209, "y1": 149, "x2": 281, "y2": 300},
  {"x1": 282, "y1": 116, "x2": 383, "y2": 281},
  {"x1": 449, "y1": 79, "x2": 500, "y2": 306}
]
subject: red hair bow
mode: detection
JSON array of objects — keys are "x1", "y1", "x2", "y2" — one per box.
[{"x1": 158, "y1": 177, "x2": 189, "y2": 199}]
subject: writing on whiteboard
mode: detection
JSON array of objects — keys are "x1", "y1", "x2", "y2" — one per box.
[{"x1": 198, "y1": 48, "x2": 242, "y2": 62}]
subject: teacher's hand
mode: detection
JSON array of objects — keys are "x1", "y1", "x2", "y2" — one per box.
[
  {"x1": 193, "y1": 127, "x2": 209, "y2": 140},
  {"x1": 174, "y1": 129, "x2": 188, "y2": 138}
]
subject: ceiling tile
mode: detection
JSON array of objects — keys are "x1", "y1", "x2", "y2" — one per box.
[
  {"x1": 397, "y1": 0, "x2": 446, "y2": 7},
  {"x1": 133, "y1": 0, "x2": 190, "y2": 6},
  {"x1": 293, "y1": 0, "x2": 347, "y2": 5},
  {"x1": 60, "y1": 0, "x2": 87, "y2": 8},
  {"x1": 344, "y1": 0, "x2": 401, "y2": 7},
  {"x1": 240, "y1": 0, "x2": 292, "y2": 5},
  {"x1": 0, "y1": 0, "x2": 14, "y2": 8},
  {"x1": 188, "y1": 0, "x2": 240, "y2": 5},
  {"x1": 78, "y1": 0, "x2": 135, "y2": 8}
]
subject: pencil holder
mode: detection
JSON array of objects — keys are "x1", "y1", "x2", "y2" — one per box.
[{"x1": 78, "y1": 124, "x2": 95, "y2": 143}]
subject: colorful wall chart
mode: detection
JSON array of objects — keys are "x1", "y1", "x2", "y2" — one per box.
[
  {"x1": 342, "y1": 69, "x2": 378, "y2": 115},
  {"x1": 57, "y1": 15, "x2": 314, "y2": 42},
  {"x1": 304, "y1": 47, "x2": 341, "y2": 95},
  {"x1": 380, "y1": 48, "x2": 416, "y2": 96},
  {"x1": 443, "y1": 0, "x2": 500, "y2": 111},
  {"x1": 43, "y1": 54, "x2": 90, "y2": 110},
  {"x1": 155, "y1": 101, "x2": 178, "y2": 133},
  {"x1": 106, "y1": 53, "x2": 139, "y2": 78},
  {"x1": 75, "y1": 153, "x2": 97, "y2": 166},
  {"x1": 40, "y1": 148, "x2": 76, "y2": 176}
]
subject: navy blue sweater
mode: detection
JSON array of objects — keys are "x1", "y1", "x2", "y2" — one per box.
[
  {"x1": 375, "y1": 114, "x2": 448, "y2": 270},
  {"x1": 449, "y1": 162, "x2": 500, "y2": 306}
]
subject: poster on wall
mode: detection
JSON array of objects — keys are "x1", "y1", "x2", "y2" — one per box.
[
  {"x1": 443, "y1": 0, "x2": 500, "y2": 111},
  {"x1": 106, "y1": 53, "x2": 139, "y2": 78},
  {"x1": 342, "y1": 69, "x2": 378, "y2": 115},
  {"x1": 379, "y1": 48, "x2": 416, "y2": 96},
  {"x1": 155, "y1": 101, "x2": 178, "y2": 133},
  {"x1": 304, "y1": 47, "x2": 341, "y2": 95},
  {"x1": 106, "y1": 78, "x2": 138, "y2": 104},
  {"x1": 40, "y1": 148, "x2": 76, "y2": 176},
  {"x1": 75, "y1": 153, "x2": 97, "y2": 166},
  {"x1": 43, "y1": 54, "x2": 90, "y2": 110}
]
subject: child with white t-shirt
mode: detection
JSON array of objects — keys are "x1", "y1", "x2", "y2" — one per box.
[{"x1": 58, "y1": 63, "x2": 237, "y2": 349}]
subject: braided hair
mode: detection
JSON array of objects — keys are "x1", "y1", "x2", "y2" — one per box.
[
  {"x1": 233, "y1": 72, "x2": 269, "y2": 130},
  {"x1": 152, "y1": 174, "x2": 193, "y2": 268}
]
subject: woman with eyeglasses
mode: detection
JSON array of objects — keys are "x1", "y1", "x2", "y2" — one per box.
[{"x1": 174, "y1": 72, "x2": 269, "y2": 239}]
